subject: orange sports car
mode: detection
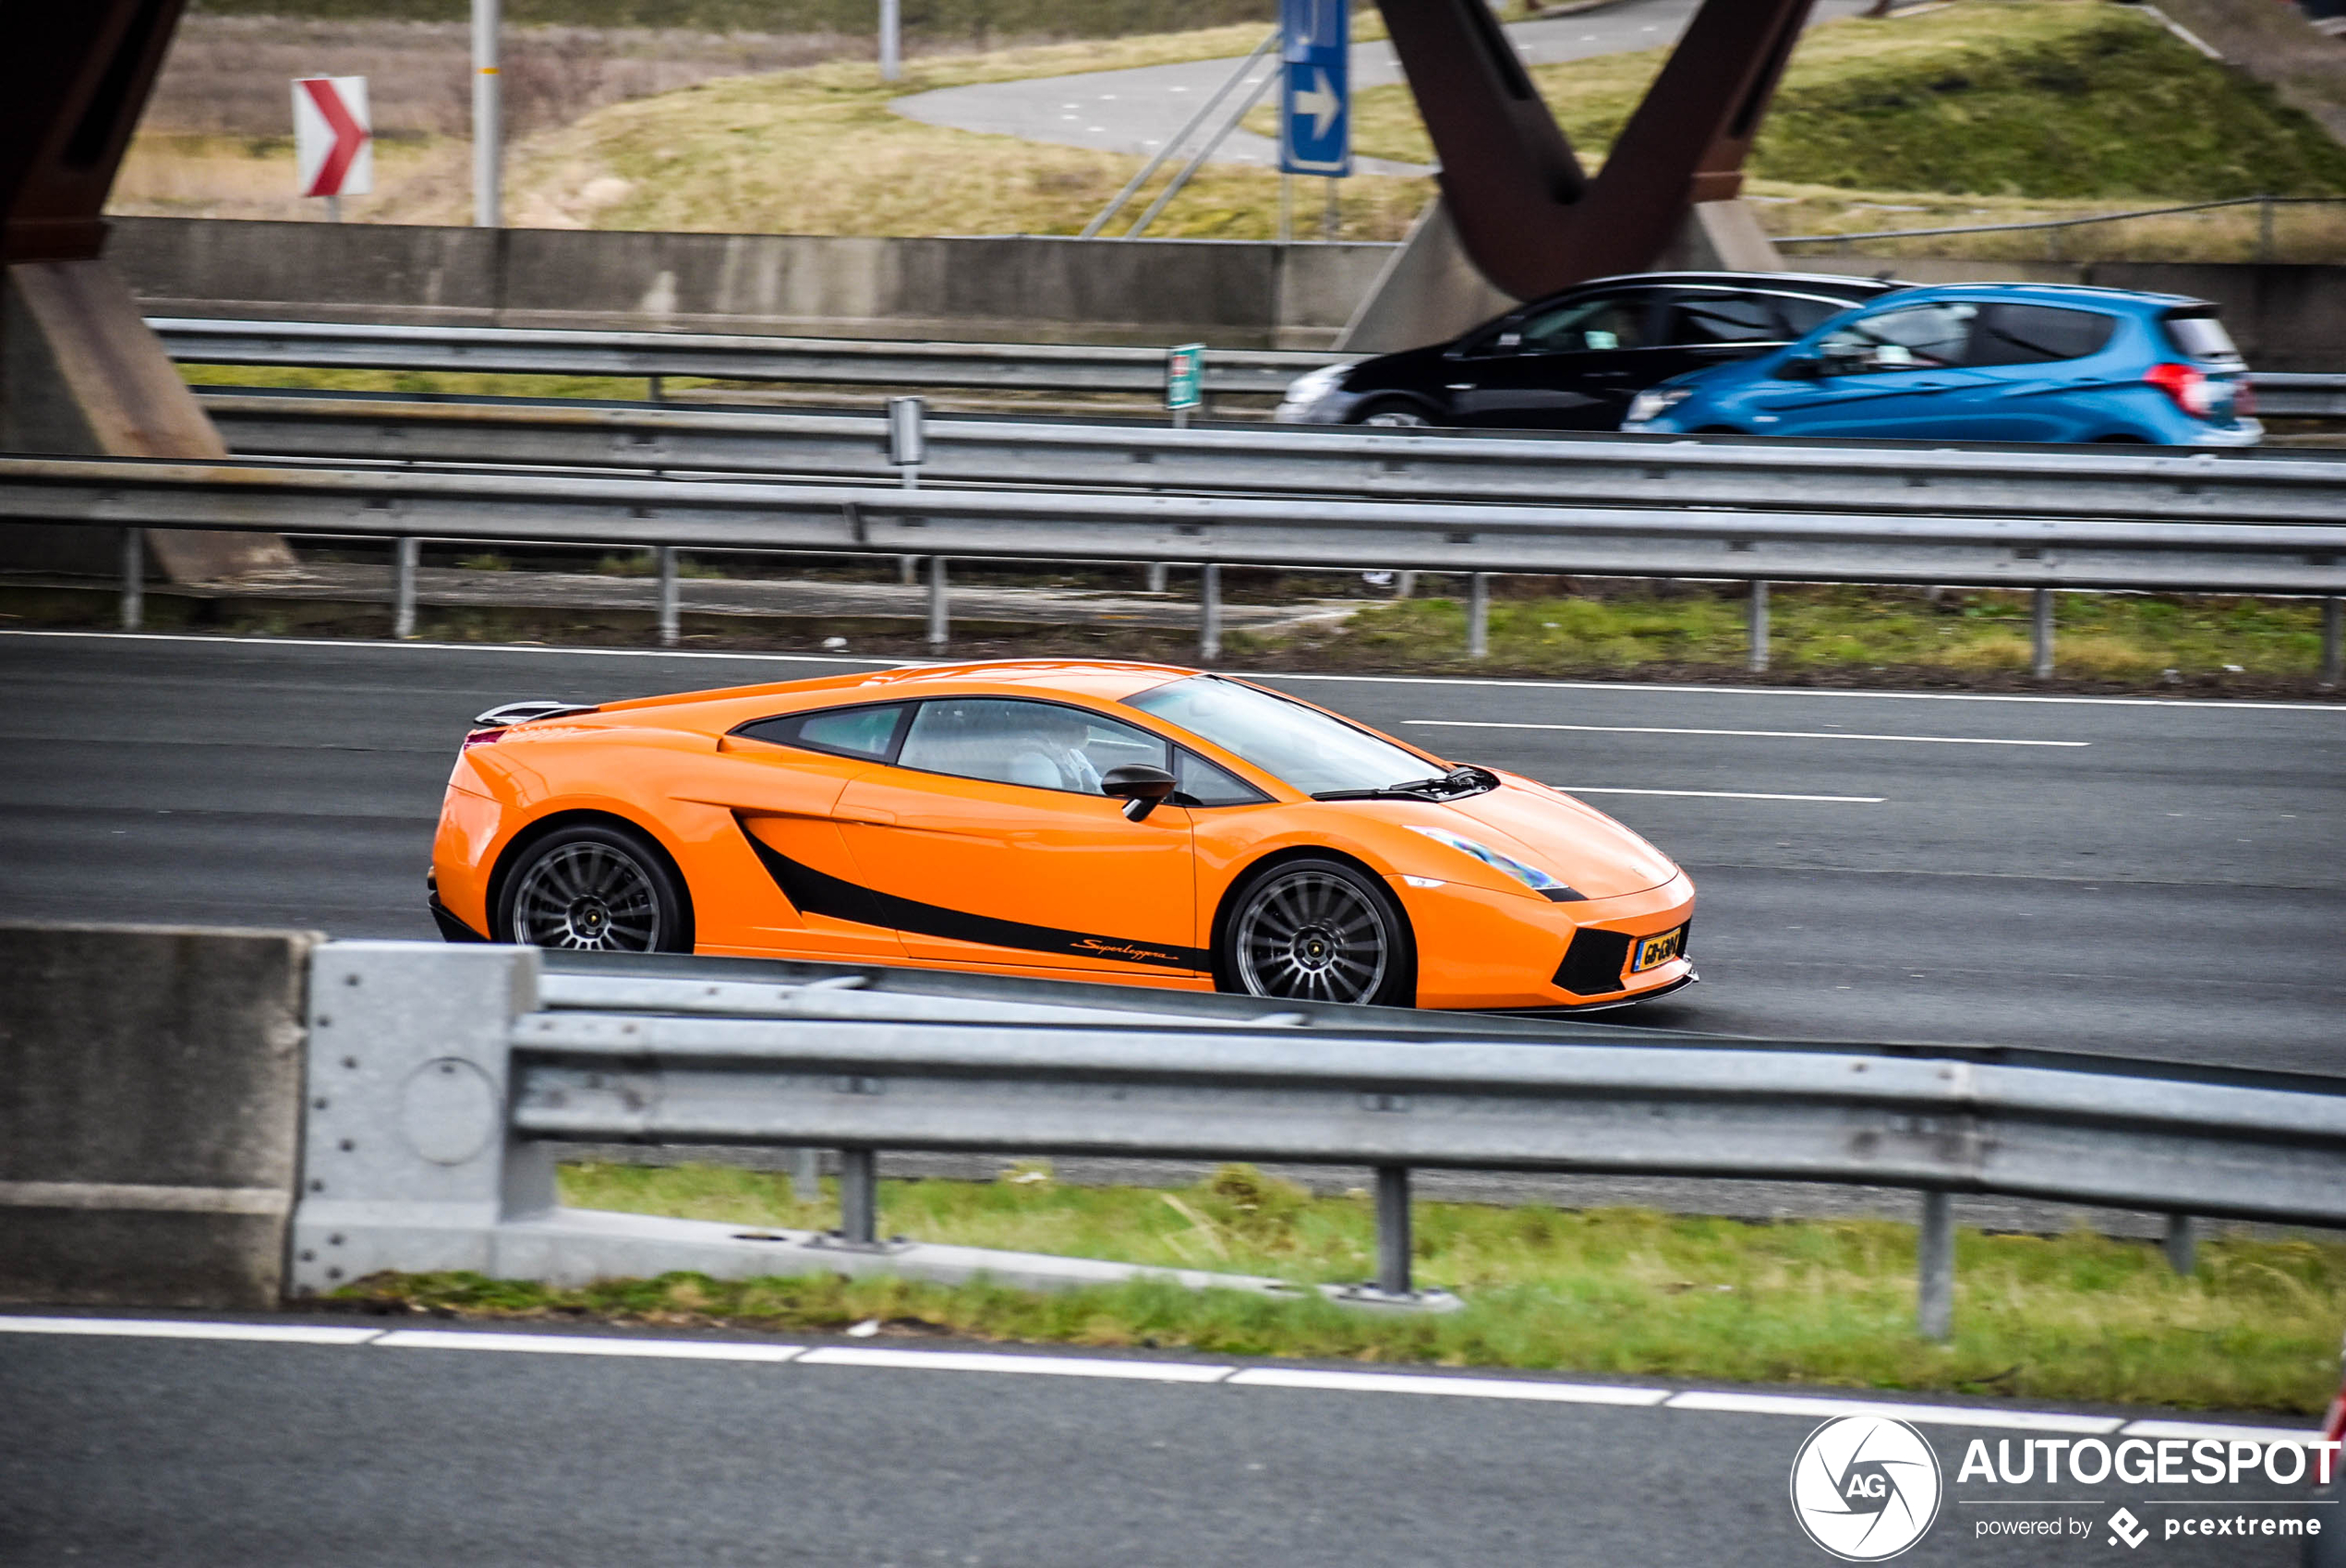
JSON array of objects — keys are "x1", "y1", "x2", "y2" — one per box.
[{"x1": 429, "y1": 660, "x2": 1696, "y2": 1012}]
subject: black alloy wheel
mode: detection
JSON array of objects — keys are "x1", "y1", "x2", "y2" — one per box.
[
  {"x1": 497, "y1": 823, "x2": 693, "y2": 952},
  {"x1": 1353, "y1": 398, "x2": 1433, "y2": 428},
  {"x1": 1220, "y1": 857, "x2": 1413, "y2": 1007}
]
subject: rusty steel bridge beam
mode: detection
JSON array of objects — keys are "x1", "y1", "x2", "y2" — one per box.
[{"x1": 1373, "y1": 0, "x2": 1813, "y2": 299}]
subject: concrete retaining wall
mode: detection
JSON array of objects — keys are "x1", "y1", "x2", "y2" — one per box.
[
  {"x1": 108, "y1": 217, "x2": 2346, "y2": 368},
  {"x1": 108, "y1": 218, "x2": 1397, "y2": 350},
  {"x1": 0, "y1": 923, "x2": 316, "y2": 1309}
]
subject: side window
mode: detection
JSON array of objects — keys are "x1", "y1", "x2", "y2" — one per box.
[
  {"x1": 898, "y1": 698, "x2": 1170, "y2": 795},
  {"x1": 733, "y1": 702, "x2": 908, "y2": 760},
  {"x1": 1965, "y1": 304, "x2": 2117, "y2": 367},
  {"x1": 1780, "y1": 296, "x2": 1854, "y2": 337},
  {"x1": 1817, "y1": 302, "x2": 1977, "y2": 374},
  {"x1": 1173, "y1": 750, "x2": 1269, "y2": 808},
  {"x1": 1664, "y1": 294, "x2": 1781, "y2": 345},
  {"x1": 1517, "y1": 294, "x2": 1652, "y2": 354}
]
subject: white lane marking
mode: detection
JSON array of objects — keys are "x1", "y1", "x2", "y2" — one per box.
[
  {"x1": 1407, "y1": 720, "x2": 2087, "y2": 748},
  {"x1": 1556, "y1": 785, "x2": 1886, "y2": 803},
  {"x1": 797, "y1": 1346, "x2": 1234, "y2": 1381},
  {"x1": 2119, "y1": 1418, "x2": 2325, "y2": 1444},
  {"x1": 373, "y1": 1329, "x2": 805, "y2": 1362},
  {"x1": 8, "y1": 631, "x2": 2342, "y2": 714},
  {"x1": 1664, "y1": 1391, "x2": 2122, "y2": 1433},
  {"x1": 1227, "y1": 1368, "x2": 1667, "y2": 1405},
  {"x1": 0, "y1": 1316, "x2": 384, "y2": 1345}
]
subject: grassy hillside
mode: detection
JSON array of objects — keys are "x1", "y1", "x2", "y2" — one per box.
[
  {"x1": 187, "y1": 0, "x2": 1279, "y2": 39},
  {"x1": 1332, "y1": 0, "x2": 2346, "y2": 199}
]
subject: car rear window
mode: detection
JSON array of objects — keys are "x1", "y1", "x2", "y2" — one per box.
[
  {"x1": 2164, "y1": 312, "x2": 2242, "y2": 362},
  {"x1": 1964, "y1": 304, "x2": 2118, "y2": 366},
  {"x1": 734, "y1": 702, "x2": 908, "y2": 759},
  {"x1": 1664, "y1": 295, "x2": 1781, "y2": 345}
]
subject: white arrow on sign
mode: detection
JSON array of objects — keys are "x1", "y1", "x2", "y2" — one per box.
[
  {"x1": 1292, "y1": 67, "x2": 1340, "y2": 141},
  {"x1": 292, "y1": 75, "x2": 373, "y2": 199}
]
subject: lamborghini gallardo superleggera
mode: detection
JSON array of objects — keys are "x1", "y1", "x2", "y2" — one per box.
[{"x1": 429, "y1": 660, "x2": 1697, "y2": 1012}]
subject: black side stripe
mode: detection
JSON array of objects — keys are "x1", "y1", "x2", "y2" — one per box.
[{"x1": 736, "y1": 816, "x2": 1209, "y2": 971}]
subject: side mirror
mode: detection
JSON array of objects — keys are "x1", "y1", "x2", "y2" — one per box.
[{"x1": 1101, "y1": 764, "x2": 1179, "y2": 821}]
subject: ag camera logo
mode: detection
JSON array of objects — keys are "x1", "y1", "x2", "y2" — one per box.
[{"x1": 1790, "y1": 1416, "x2": 1944, "y2": 1561}]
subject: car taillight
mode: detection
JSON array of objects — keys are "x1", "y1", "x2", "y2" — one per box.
[
  {"x1": 2233, "y1": 380, "x2": 2255, "y2": 417},
  {"x1": 2144, "y1": 361, "x2": 2224, "y2": 418},
  {"x1": 463, "y1": 728, "x2": 505, "y2": 749}
]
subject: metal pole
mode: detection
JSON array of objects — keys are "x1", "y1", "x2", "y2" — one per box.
[
  {"x1": 1917, "y1": 1190, "x2": 1953, "y2": 1341},
  {"x1": 647, "y1": 375, "x2": 663, "y2": 403},
  {"x1": 926, "y1": 554, "x2": 949, "y2": 654},
  {"x1": 393, "y1": 536, "x2": 419, "y2": 640},
  {"x1": 2258, "y1": 196, "x2": 2275, "y2": 264},
  {"x1": 789, "y1": 1147, "x2": 822, "y2": 1208},
  {"x1": 899, "y1": 555, "x2": 919, "y2": 585},
  {"x1": 878, "y1": 0, "x2": 901, "y2": 81},
  {"x1": 1748, "y1": 579, "x2": 1770, "y2": 674},
  {"x1": 1199, "y1": 562, "x2": 1222, "y2": 663},
  {"x1": 324, "y1": 194, "x2": 342, "y2": 224},
  {"x1": 1323, "y1": 175, "x2": 1340, "y2": 240},
  {"x1": 2031, "y1": 587, "x2": 2055, "y2": 680},
  {"x1": 1914, "y1": 1190, "x2": 1952, "y2": 1340},
  {"x1": 1080, "y1": 29, "x2": 1278, "y2": 239},
  {"x1": 1467, "y1": 572, "x2": 1489, "y2": 660},
  {"x1": 2323, "y1": 597, "x2": 2341, "y2": 687},
  {"x1": 119, "y1": 529, "x2": 143, "y2": 632},
  {"x1": 1395, "y1": 571, "x2": 1416, "y2": 598},
  {"x1": 656, "y1": 545, "x2": 679, "y2": 648},
  {"x1": 1146, "y1": 562, "x2": 1167, "y2": 596},
  {"x1": 1278, "y1": 171, "x2": 1293, "y2": 245},
  {"x1": 2163, "y1": 1213, "x2": 2196, "y2": 1275},
  {"x1": 1374, "y1": 1164, "x2": 1412, "y2": 1297},
  {"x1": 471, "y1": 0, "x2": 501, "y2": 228},
  {"x1": 1124, "y1": 59, "x2": 1281, "y2": 240},
  {"x1": 838, "y1": 1149, "x2": 877, "y2": 1245}
]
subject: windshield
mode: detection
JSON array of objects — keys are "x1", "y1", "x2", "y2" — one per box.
[{"x1": 1125, "y1": 676, "x2": 1443, "y2": 796}]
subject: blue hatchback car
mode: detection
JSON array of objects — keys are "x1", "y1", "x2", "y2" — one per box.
[{"x1": 1621, "y1": 283, "x2": 2260, "y2": 446}]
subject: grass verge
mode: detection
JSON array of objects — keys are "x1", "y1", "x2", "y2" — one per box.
[{"x1": 328, "y1": 1161, "x2": 2346, "y2": 1415}]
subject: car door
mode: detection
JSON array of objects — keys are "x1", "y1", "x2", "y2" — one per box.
[
  {"x1": 1752, "y1": 301, "x2": 1989, "y2": 439},
  {"x1": 1651, "y1": 290, "x2": 1796, "y2": 386},
  {"x1": 718, "y1": 700, "x2": 913, "y2": 960},
  {"x1": 1448, "y1": 290, "x2": 1666, "y2": 430},
  {"x1": 1950, "y1": 302, "x2": 2122, "y2": 441},
  {"x1": 829, "y1": 696, "x2": 1203, "y2": 977}
]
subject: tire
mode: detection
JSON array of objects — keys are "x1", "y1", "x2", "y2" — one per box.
[
  {"x1": 494, "y1": 821, "x2": 694, "y2": 953},
  {"x1": 1216, "y1": 856, "x2": 1415, "y2": 1007},
  {"x1": 1352, "y1": 398, "x2": 1433, "y2": 428}
]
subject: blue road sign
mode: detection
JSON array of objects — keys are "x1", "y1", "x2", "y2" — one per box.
[{"x1": 1280, "y1": 0, "x2": 1349, "y2": 177}]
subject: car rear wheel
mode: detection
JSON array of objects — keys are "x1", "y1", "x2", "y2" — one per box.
[
  {"x1": 1353, "y1": 399, "x2": 1432, "y2": 428},
  {"x1": 1218, "y1": 857, "x2": 1414, "y2": 1007},
  {"x1": 497, "y1": 822, "x2": 693, "y2": 952}
]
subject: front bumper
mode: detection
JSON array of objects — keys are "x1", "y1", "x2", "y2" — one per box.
[
  {"x1": 1273, "y1": 390, "x2": 1370, "y2": 425},
  {"x1": 1396, "y1": 869, "x2": 1698, "y2": 1011}
]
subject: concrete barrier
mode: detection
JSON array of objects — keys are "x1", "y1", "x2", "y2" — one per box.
[{"x1": 0, "y1": 923, "x2": 317, "y2": 1309}]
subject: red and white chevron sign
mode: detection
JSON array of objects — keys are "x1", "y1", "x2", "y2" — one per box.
[{"x1": 292, "y1": 76, "x2": 372, "y2": 199}]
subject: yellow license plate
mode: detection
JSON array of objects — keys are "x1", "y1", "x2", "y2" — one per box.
[{"x1": 1632, "y1": 925, "x2": 1687, "y2": 973}]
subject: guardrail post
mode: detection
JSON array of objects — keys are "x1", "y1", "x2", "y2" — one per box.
[
  {"x1": 2257, "y1": 196, "x2": 2275, "y2": 264},
  {"x1": 2323, "y1": 597, "x2": 2341, "y2": 688},
  {"x1": 1147, "y1": 562, "x2": 1167, "y2": 596},
  {"x1": 789, "y1": 1147, "x2": 822, "y2": 1208},
  {"x1": 1917, "y1": 1191, "x2": 1954, "y2": 1341},
  {"x1": 1200, "y1": 563, "x2": 1222, "y2": 662},
  {"x1": 656, "y1": 546, "x2": 679, "y2": 648},
  {"x1": 393, "y1": 537, "x2": 419, "y2": 641},
  {"x1": 1375, "y1": 1164, "x2": 1412, "y2": 1297},
  {"x1": 1395, "y1": 571, "x2": 1417, "y2": 598},
  {"x1": 2163, "y1": 1214, "x2": 2196, "y2": 1275},
  {"x1": 899, "y1": 555, "x2": 919, "y2": 585},
  {"x1": 838, "y1": 1149, "x2": 877, "y2": 1245},
  {"x1": 119, "y1": 529, "x2": 144, "y2": 632},
  {"x1": 2031, "y1": 588, "x2": 2055, "y2": 680},
  {"x1": 1467, "y1": 572, "x2": 1490, "y2": 660},
  {"x1": 1747, "y1": 580, "x2": 1770, "y2": 674},
  {"x1": 927, "y1": 556, "x2": 949, "y2": 654}
]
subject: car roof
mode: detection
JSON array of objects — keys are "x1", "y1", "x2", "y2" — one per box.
[
  {"x1": 1531, "y1": 271, "x2": 1905, "y2": 303},
  {"x1": 1844, "y1": 281, "x2": 2211, "y2": 314},
  {"x1": 591, "y1": 659, "x2": 1198, "y2": 732}
]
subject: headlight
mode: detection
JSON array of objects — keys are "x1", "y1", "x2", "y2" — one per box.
[
  {"x1": 1406, "y1": 826, "x2": 1582, "y2": 901},
  {"x1": 1283, "y1": 364, "x2": 1348, "y2": 404},
  {"x1": 1626, "y1": 386, "x2": 1696, "y2": 426}
]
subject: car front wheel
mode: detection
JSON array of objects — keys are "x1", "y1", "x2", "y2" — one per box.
[
  {"x1": 1217, "y1": 856, "x2": 1415, "y2": 1007},
  {"x1": 1352, "y1": 398, "x2": 1433, "y2": 428},
  {"x1": 496, "y1": 822, "x2": 694, "y2": 952}
]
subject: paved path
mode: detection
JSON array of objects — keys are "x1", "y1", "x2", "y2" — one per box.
[
  {"x1": 3, "y1": 630, "x2": 2339, "y2": 1074},
  {"x1": 889, "y1": 0, "x2": 1877, "y2": 177},
  {"x1": 0, "y1": 1315, "x2": 2313, "y2": 1567}
]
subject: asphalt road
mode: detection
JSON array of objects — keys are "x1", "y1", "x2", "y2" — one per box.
[
  {"x1": 0, "y1": 1318, "x2": 2317, "y2": 1568},
  {"x1": 2, "y1": 630, "x2": 2340, "y2": 1073},
  {"x1": 890, "y1": 0, "x2": 1875, "y2": 175}
]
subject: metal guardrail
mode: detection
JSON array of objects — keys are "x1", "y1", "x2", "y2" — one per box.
[
  {"x1": 154, "y1": 316, "x2": 2346, "y2": 415},
  {"x1": 197, "y1": 392, "x2": 2346, "y2": 525},
  {"x1": 294, "y1": 943, "x2": 2346, "y2": 1337},
  {"x1": 153, "y1": 318, "x2": 1336, "y2": 399}
]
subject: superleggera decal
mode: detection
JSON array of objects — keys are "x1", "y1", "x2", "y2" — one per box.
[{"x1": 736, "y1": 816, "x2": 1209, "y2": 971}]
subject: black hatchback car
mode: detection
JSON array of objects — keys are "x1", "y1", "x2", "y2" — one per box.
[{"x1": 1276, "y1": 271, "x2": 1910, "y2": 432}]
